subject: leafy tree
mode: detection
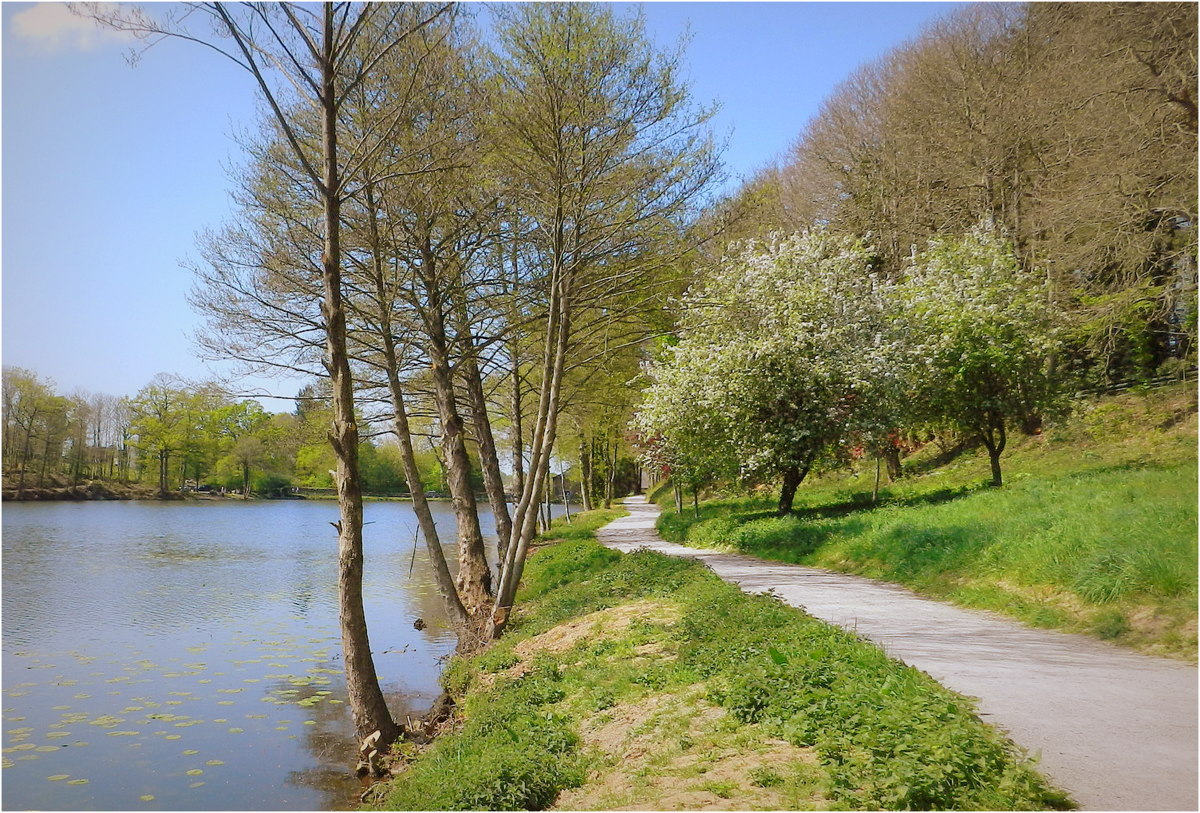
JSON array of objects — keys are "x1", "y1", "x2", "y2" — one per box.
[
  {"x1": 486, "y1": 3, "x2": 720, "y2": 629},
  {"x1": 900, "y1": 229, "x2": 1063, "y2": 487},
  {"x1": 639, "y1": 231, "x2": 906, "y2": 514}
]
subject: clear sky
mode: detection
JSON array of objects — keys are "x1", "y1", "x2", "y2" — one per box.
[{"x1": 2, "y1": 1, "x2": 963, "y2": 406}]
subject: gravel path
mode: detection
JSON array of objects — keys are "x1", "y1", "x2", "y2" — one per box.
[{"x1": 596, "y1": 496, "x2": 1198, "y2": 811}]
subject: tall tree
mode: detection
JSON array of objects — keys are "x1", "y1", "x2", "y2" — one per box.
[
  {"x1": 82, "y1": 1, "x2": 453, "y2": 753},
  {"x1": 484, "y1": 4, "x2": 720, "y2": 631}
]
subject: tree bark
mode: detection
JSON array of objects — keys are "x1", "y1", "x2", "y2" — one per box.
[
  {"x1": 981, "y1": 418, "x2": 1007, "y2": 487},
  {"x1": 362, "y1": 182, "x2": 469, "y2": 630},
  {"x1": 578, "y1": 439, "x2": 593, "y2": 511},
  {"x1": 457, "y1": 335, "x2": 513, "y2": 557},
  {"x1": 777, "y1": 462, "x2": 811, "y2": 515},
  {"x1": 883, "y1": 445, "x2": 903, "y2": 481},
  {"x1": 319, "y1": 10, "x2": 397, "y2": 748}
]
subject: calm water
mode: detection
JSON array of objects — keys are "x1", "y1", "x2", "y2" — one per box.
[{"x1": 2, "y1": 499, "x2": 551, "y2": 811}]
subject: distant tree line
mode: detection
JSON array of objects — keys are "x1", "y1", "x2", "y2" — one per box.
[{"x1": 0, "y1": 367, "x2": 464, "y2": 500}]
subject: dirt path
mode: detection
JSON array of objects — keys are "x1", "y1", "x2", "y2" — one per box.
[{"x1": 597, "y1": 497, "x2": 1198, "y2": 811}]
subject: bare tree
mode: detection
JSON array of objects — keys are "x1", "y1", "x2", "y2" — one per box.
[{"x1": 79, "y1": 1, "x2": 452, "y2": 755}]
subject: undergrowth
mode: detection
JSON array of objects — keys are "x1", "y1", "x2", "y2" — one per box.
[
  {"x1": 377, "y1": 516, "x2": 1071, "y2": 811},
  {"x1": 656, "y1": 385, "x2": 1198, "y2": 658}
]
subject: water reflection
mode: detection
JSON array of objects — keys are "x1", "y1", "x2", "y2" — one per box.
[{"x1": 2, "y1": 499, "x2": 562, "y2": 810}]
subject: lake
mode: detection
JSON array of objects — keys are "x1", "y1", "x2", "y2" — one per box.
[{"x1": 2, "y1": 498, "x2": 554, "y2": 811}]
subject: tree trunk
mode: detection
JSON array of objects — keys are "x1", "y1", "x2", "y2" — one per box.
[
  {"x1": 981, "y1": 418, "x2": 1007, "y2": 488},
  {"x1": 578, "y1": 439, "x2": 593, "y2": 511},
  {"x1": 362, "y1": 182, "x2": 468, "y2": 630},
  {"x1": 158, "y1": 449, "x2": 169, "y2": 497},
  {"x1": 560, "y1": 460, "x2": 572, "y2": 523},
  {"x1": 452, "y1": 292, "x2": 513, "y2": 557},
  {"x1": 492, "y1": 265, "x2": 571, "y2": 631},
  {"x1": 427, "y1": 348, "x2": 492, "y2": 613},
  {"x1": 692, "y1": 487, "x2": 699, "y2": 519},
  {"x1": 385, "y1": 374, "x2": 469, "y2": 629},
  {"x1": 674, "y1": 482, "x2": 683, "y2": 514},
  {"x1": 242, "y1": 461, "x2": 251, "y2": 500},
  {"x1": 883, "y1": 444, "x2": 903, "y2": 481},
  {"x1": 319, "y1": 10, "x2": 397, "y2": 748},
  {"x1": 777, "y1": 462, "x2": 811, "y2": 515}
]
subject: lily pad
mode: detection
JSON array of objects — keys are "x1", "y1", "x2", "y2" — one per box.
[
  {"x1": 186, "y1": 769, "x2": 203, "y2": 776},
  {"x1": 35, "y1": 746, "x2": 59, "y2": 752},
  {"x1": 189, "y1": 781, "x2": 205, "y2": 788},
  {"x1": 47, "y1": 774, "x2": 70, "y2": 781},
  {"x1": 205, "y1": 759, "x2": 224, "y2": 766},
  {"x1": 227, "y1": 727, "x2": 244, "y2": 734},
  {"x1": 165, "y1": 735, "x2": 181, "y2": 740},
  {"x1": 67, "y1": 778, "x2": 89, "y2": 785},
  {"x1": 140, "y1": 794, "x2": 155, "y2": 802},
  {"x1": 182, "y1": 749, "x2": 199, "y2": 755}
]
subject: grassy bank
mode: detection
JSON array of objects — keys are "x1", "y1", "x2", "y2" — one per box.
[
  {"x1": 373, "y1": 510, "x2": 1069, "y2": 811},
  {"x1": 657, "y1": 385, "x2": 1198, "y2": 659}
]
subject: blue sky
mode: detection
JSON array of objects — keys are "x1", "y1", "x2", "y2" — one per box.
[{"x1": 2, "y1": 1, "x2": 962, "y2": 405}]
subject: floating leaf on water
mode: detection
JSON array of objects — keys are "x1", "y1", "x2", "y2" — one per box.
[
  {"x1": 8, "y1": 692, "x2": 29, "y2": 698},
  {"x1": 90, "y1": 716, "x2": 124, "y2": 728},
  {"x1": 67, "y1": 779, "x2": 88, "y2": 785},
  {"x1": 51, "y1": 706, "x2": 70, "y2": 711},
  {"x1": 122, "y1": 706, "x2": 145, "y2": 713},
  {"x1": 35, "y1": 746, "x2": 58, "y2": 752},
  {"x1": 47, "y1": 774, "x2": 70, "y2": 781},
  {"x1": 216, "y1": 689, "x2": 242, "y2": 694},
  {"x1": 17, "y1": 754, "x2": 39, "y2": 761},
  {"x1": 108, "y1": 731, "x2": 139, "y2": 737},
  {"x1": 303, "y1": 720, "x2": 316, "y2": 726},
  {"x1": 167, "y1": 692, "x2": 192, "y2": 697},
  {"x1": 12, "y1": 744, "x2": 36, "y2": 752},
  {"x1": 70, "y1": 741, "x2": 89, "y2": 747},
  {"x1": 140, "y1": 794, "x2": 155, "y2": 802},
  {"x1": 72, "y1": 693, "x2": 91, "y2": 699},
  {"x1": 165, "y1": 701, "x2": 183, "y2": 707},
  {"x1": 186, "y1": 769, "x2": 203, "y2": 776},
  {"x1": 205, "y1": 759, "x2": 224, "y2": 766},
  {"x1": 2, "y1": 759, "x2": 13, "y2": 769},
  {"x1": 198, "y1": 680, "x2": 212, "y2": 685},
  {"x1": 275, "y1": 726, "x2": 288, "y2": 731},
  {"x1": 164, "y1": 735, "x2": 181, "y2": 740},
  {"x1": 242, "y1": 679, "x2": 260, "y2": 684},
  {"x1": 162, "y1": 673, "x2": 182, "y2": 679},
  {"x1": 216, "y1": 701, "x2": 234, "y2": 707},
  {"x1": 182, "y1": 750, "x2": 199, "y2": 755},
  {"x1": 46, "y1": 732, "x2": 70, "y2": 739},
  {"x1": 227, "y1": 728, "x2": 244, "y2": 734},
  {"x1": 9, "y1": 727, "x2": 33, "y2": 736}
]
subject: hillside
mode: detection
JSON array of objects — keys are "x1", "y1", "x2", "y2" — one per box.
[{"x1": 655, "y1": 384, "x2": 1198, "y2": 660}]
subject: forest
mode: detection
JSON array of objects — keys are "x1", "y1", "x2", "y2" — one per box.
[{"x1": 3, "y1": 1, "x2": 1194, "y2": 761}]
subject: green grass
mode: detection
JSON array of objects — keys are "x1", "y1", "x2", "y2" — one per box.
[
  {"x1": 657, "y1": 385, "x2": 1198, "y2": 658},
  {"x1": 377, "y1": 512, "x2": 1070, "y2": 811}
]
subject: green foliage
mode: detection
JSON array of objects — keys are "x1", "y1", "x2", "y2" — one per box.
[
  {"x1": 900, "y1": 229, "x2": 1065, "y2": 483},
  {"x1": 637, "y1": 230, "x2": 906, "y2": 498},
  {"x1": 383, "y1": 529, "x2": 1068, "y2": 811},
  {"x1": 658, "y1": 386, "x2": 1198, "y2": 657}
]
